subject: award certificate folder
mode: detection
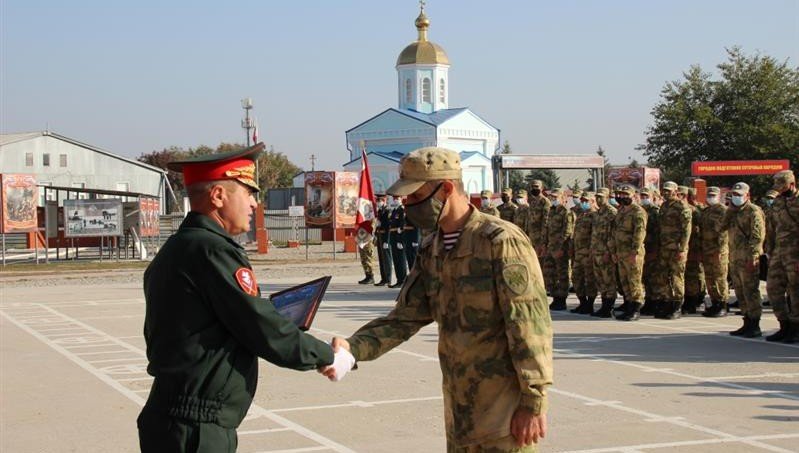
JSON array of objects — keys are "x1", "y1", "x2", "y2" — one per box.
[{"x1": 268, "y1": 276, "x2": 331, "y2": 331}]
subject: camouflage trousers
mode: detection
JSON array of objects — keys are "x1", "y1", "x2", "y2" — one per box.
[
  {"x1": 767, "y1": 250, "x2": 799, "y2": 323},
  {"x1": 643, "y1": 251, "x2": 658, "y2": 301},
  {"x1": 730, "y1": 257, "x2": 762, "y2": 318},
  {"x1": 592, "y1": 252, "x2": 618, "y2": 299},
  {"x1": 359, "y1": 241, "x2": 376, "y2": 277},
  {"x1": 617, "y1": 253, "x2": 645, "y2": 302},
  {"x1": 447, "y1": 435, "x2": 536, "y2": 453},
  {"x1": 652, "y1": 249, "x2": 687, "y2": 303},
  {"x1": 702, "y1": 253, "x2": 729, "y2": 303},
  {"x1": 548, "y1": 252, "x2": 570, "y2": 298},
  {"x1": 573, "y1": 253, "x2": 597, "y2": 299},
  {"x1": 684, "y1": 254, "x2": 706, "y2": 298},
  {"x1": 540, "y1": 255, "x2": 555, "y2": 293}
]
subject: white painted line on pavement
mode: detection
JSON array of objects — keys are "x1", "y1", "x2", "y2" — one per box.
[
  {"x1": 252, "y1": 447, "x2": 330, "y2": 453},
  {"x1": 238, "y1": 427, "x2": 292, "y2": 435},
  {"x1": 557, "y1": 432, "x2": 799, "y2": 453},
  {"x1": 253, "y1": 408, "x2": 356, "y2": 453},
  {"x1": 271, "y1": 396, "x2": 442, "y2": 413}
]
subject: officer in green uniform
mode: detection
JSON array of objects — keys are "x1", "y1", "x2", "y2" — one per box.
[{"x1": 137, "y1": 144, "x2": 340, "y2": 453}]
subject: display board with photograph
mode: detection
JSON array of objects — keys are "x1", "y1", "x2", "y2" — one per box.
[
  {"x1": 305, "y1": 172, "x2": 335, "y2": 226},
  {"x1": 334, "y1": 172, "x2": 358, "y2": 228},
  {"x1": 0, "y1": 174, "x2": 39, "y2": 233},
  {"x1": 139, "y1": 198, "x2": 160, "y2": 237},
  {"x1": 64, "y1": 199, "x2": 123, "y2": 237}
]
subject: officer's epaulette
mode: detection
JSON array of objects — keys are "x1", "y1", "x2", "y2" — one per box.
[{"x1": 420, "y1": 232, "x2": 436, "y2": 250}]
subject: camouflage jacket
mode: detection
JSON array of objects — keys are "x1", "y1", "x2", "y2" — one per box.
[
  {"x1": 497, "y1": 201, "x2": 518, "y2": 224},
  {"x1": 613, "y1": 203, "x2": 647, "y2": 256},
  {"x1": 700, "y1": 204, "x2": 728, "y2": 257},
  {"x1": 479, "y1": 205, "x2": 500, "y2": 217},
  {"x1": 722, "y1": 201, "x2": 765, "y2": 260},
  {"x1": 573, "y1": 209, "x2": 596, "y2": 257},
  {"x1": 545, "y1": 204, "x2": 575, "y2": 254},
  {"x1": 514, "y1": 205, "x2": 531, "y2": 235},
  {"x1": 526, "y1": 195, "x2": 551, "y2": 248},
  {"x1": 658, "y1": 198, "x2": 692, "y2": 253},
  {"x1": 347, "y1": 208, "x2": 553, "y2": 446},
  {"x1": 764, "y1": 205, "x2": 776, "y2": 256},
  {"x1": 590, "y1": 203, "x2": 617, "y2": 255},
  {"x1": 687, "y1": 204, "x2": 703, "y2": 260},
  {"x1": 769, "y1": 192, "x2": 799, "y2": 258},
  {"x1": 642, "y1": 204, "x2": 660, "y2": 256}
]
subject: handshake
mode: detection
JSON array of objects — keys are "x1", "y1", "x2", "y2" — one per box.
[{"x1": 318, "y1": 337, "x2": 355, "y2": 382}]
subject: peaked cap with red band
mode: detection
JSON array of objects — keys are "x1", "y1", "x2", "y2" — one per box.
[{"x1": 168, "y1": 142, "x2": 265, "y2": 192}]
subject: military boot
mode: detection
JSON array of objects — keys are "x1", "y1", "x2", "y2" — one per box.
[
  {"x1": 655, "y1": 301, "x2": 681, "y2": 320},
  {"x1": 549, "y1": 297, "x2": 567, "y2": 311},
  {"x1": 742, "y1": 317, "x2": 762, "y2": 338},
  {"x1": 617, "y1": 301, "x2": 642, "y2": 321},
  {"x1": 639, "y1": 299, "x2": 657, "y2": 316},
  {"x1": 782, "y1": 322, "x2": 799, "y2": 344},
  {"x1": 578, "y1": 297, "x2": 596, "y2": 315},
  {"x1": 569, "y1": 297, "x2": 586, "y2": 313},
  {"x1": 701, "y1": 300, "x2": 727, "y2": 318},
  {"x1": 729, "y1": 316, "x2": 749, "y2": 336},
  {"x1": 358, "y1": 275, "x2": 374, "y2": 285},
  {"x1": 613, "y1": 300, "x2": 630, "y2": 318},
  {"x1": 681, "y1": 296, "x2": 697, "y2": 314},
  {"x1": 765, "y1": 319, "x2": 789, "y2": 342},
  {"x1": 591, "y1": 298, "x2": 615, "y2": 318}
]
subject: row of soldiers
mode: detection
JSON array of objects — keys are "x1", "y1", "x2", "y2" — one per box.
[
  {"x1": 358, "y1": 195, "x2": 420, "y2": 288},
  {"x1": 477, "y1": 170, "x2": 798, "y2": 343}
]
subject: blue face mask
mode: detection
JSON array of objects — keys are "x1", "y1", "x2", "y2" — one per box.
[
  {"x1": 581, "y1": 201, "x2": 591, "y2": 211},
  {"x1": 765, "y1": 199, "x2": 774, "y2": 207},
  {"x1": 609, "y1": 198, "x2": 619, "y2": 207},
  {"x1": 731, "y1": 195, "x2": 745, "y2": 207},
  {"x1": 551, "y1": 199, "x2": 560, "y2": 207}
]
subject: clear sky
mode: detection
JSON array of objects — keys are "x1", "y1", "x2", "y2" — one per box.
[{"x1": 2, "y1": 0, "x2": 797, "y2": 171}]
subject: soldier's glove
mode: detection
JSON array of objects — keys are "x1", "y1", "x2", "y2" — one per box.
[
  {"x1": 397, "y1": 243, "x2": 404, "y2": 250},
  {"x1": 328, "y1": 347, "x2": 356, "y2": 382},
  {"x1": 397, "y1": 228, "x2": 403, "y2": 234},
  {"x1": 412, "y1": 243, "x2": 419, "y2": 247},
  {"x1": 383, "y1": 243, "x2": 389, "y2": 250}
]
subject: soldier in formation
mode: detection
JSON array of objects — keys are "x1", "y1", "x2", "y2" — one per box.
[
  {"x1": 570, "y1": 192, "x2": 598, "y2": 314},
  {"x1": 652, "y1": 181, "x2": 692, "y2": 319},
  {"x1": 388, "y1": 197, "x2": 408, "y2": 288},
  {"x1": 682, "y1": 187, "x2": 706, "y2": 313},
  {"x1": 527, "y1": 180, "x2": 552, "y2": 293},
  {"x1": 765, "y1": 170, "x2": 799, "y2": 343},
  {"x1": 590, "y1": 188, "x2": 618, "y2": 318},
  {"x1": 639, "y1": 187, "x2": 661, "y2": 315},
  {"x1": 546, "y1": 188, "x2": 575, "y2": 310},
  {"x1": 612, "y1": 184, "x2": 648, "y2": 321},
  {"x1": 358, "y1": 221, "x2": 376, "y2": 285},
  {"x1": 479, "y1": 189, "x2": 500, "y2": 217},
  {"x1": 699, "y1": 186, "x2": 730, "y2": 317},
  {"x1": 374, "y1": 194, "x2": 393, "y2": 286},
  {"x1": 497, "y1": 188, "x2": 518, "y2": 223}
]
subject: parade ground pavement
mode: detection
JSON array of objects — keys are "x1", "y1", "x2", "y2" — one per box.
[{"x1": 1, "y1": 265, "x2": 797, "y2": 453}]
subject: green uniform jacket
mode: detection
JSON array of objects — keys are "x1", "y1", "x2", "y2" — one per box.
[
  {"x1": 479, "y1": 205, "x2": 501, "y2": 217},
  {"x1": 613, "y1": 203, "x2": 647, "y2": 257},
  {"x1": 700, "y1": 204, "x2": 728, "y2": 257},
  {"x1": 497, "y1": 201, "x2": 518, "y2": 223},
  {"x1": 140, "y1": 212, "x2": 333, "y2": 428},
  {"x1": 346, "y1": 207, "x2": 553, "y2": 447},
  {"x1": 723, "y1": 202, "x2": 765, "y2": 260},
  {"x1": 658, "y1": 199, "x2": 692, "y2": 253}
]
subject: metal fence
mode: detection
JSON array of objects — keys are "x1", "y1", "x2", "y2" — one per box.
[{"x1": 156, "y1": 211, "x2": 321, "y2": 244}]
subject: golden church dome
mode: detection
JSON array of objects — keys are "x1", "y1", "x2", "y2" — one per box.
[{"x1": 396, "y1": 7, "x2": 450, "y2": 66}]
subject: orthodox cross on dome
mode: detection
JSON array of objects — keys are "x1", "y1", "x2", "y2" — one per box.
[{"x1": 419, "y1": 0, "x2": 426, "y2": 11}]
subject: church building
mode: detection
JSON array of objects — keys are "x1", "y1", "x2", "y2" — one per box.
[{"x1": 343, "y1": 4, "x2": 499, "y2": 195}]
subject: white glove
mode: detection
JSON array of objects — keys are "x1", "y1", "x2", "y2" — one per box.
[
  {"x1": 383, "y1": 243, "x2": 389, "y2": 250},
  {"x1": 412, "y1": 242, "x2": 418, "y2": 247},
  {"x1": 397, "y1": 243, "x2": 404, "y2": 250},
  {"x1": 329, "y1": 347, "x2": 356, "y2": 382},
  {"x1": 397, "y1": 228, "x2": 403, "y2": 234}
]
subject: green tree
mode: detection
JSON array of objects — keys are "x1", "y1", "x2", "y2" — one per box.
[
  {"x1": 640, "y1": 47, "x2": 799, "y2": 194},
  {"x1": 257, "y1": 145, "x2": 301, "y2": 190},
  {"x1": 525, "y1": 169, "x2": 560, "y2": 190},
  {"x1": 585, "y1": 146, "x2": 612, "y2": 189}
]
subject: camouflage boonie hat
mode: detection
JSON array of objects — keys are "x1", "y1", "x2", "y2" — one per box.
[
  {"x1": 707, "y1": 186, "x2": 721, "y2": 196},
  {"x1": 580, "y1": 191, "x2": 595, "y2": 201},
  {"x1": 571, "y1": 189, "x2": 583, "y2": 197},
  {"x1": 639, "y1": 187, "x2": 653, "y2": 196},
  {"x1": 480, "y1": 190, "x2": 493, "y2": 198},
  {"x1": 502, "y1": 187, "x2": 513, "y2": 195},
  {"x1": 596, "y1": 187, "x2": 610, "y2": 198},
  {"x1": 662, "y1": 181, "x2": 678, "y2": 192},
  {"x1": 773, "y1": 170, "x2": 795, "y2": 190},
  {"x1": 515, "y1": 188, "x2": 528, "y2": 197},
  {"x1": 548, "y1": 188, "x2": 563, "y2": 197},
  {"x1": 731, "y1": 182, "x2": 750, "y2": 195},
  {"x1": 765, "y1": 190, "x2": 779, "y2": 199},
  {"x1": 386, "y1": 147, "x2": 462, "y2": 196},
  {"x1": 530, "y1": 180, "x2": 544, "y2": 189},
  {"x1": 615, "y1": 184, "x2": 635, "y2": 196},
  {"x1": 677, "y1": 185, "x2": 689, "y2": 195}
]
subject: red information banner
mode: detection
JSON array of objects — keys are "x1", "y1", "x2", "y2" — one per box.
[
  {"x1": 692, "y1": 160, "x2": 790, "y2": 176},
  {"x1": 1, "y1": 174, "x2": 39, "y2": 233}
]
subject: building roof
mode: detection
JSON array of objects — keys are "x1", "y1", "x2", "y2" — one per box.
[
  {"x1": 396, "y1": 7, "x2": 450, "y2": 66},
  {"x1": 0, "y1": 131, "x2": 166, "y2": 174}
]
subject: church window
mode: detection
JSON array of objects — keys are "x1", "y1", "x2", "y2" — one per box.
[
  {"x1": 405, "y1": 79, "x2": 412, "y2": 104},
  {"x1": 422, "y1": 78, "x2": 431, "y2": 103},
  {"x1": 439, "y1": 78, "x2": 445, "y2": 102}
]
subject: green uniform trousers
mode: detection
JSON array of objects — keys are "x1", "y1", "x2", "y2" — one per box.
[
  {"x1": 703, "y1": 253, "x2": 729, "y2": 303},
  {"x1": 617, "y1": 254, "x2": 645, "y2": 302},
  {"x1": 653, "y1": 250, "x2": 687, "y2": 303},
  {"x1": 138, "y1": 410, "x2": 237, "y2": 453},
  {"x1": 730, "y1": 258, "x2": 762, "y2": 318},
  {"x1": 767, "y1": 251, "x2": 799, "y2": 323}
]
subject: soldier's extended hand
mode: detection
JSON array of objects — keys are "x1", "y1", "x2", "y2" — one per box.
[
  {"x1": 510, "y1": 408, "x2": 547, "y2": 446},
  {"x1": 319, "y1": 338, "x2": 354, "y2": 381}
]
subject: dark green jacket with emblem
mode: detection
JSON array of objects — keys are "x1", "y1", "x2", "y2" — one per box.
[{"x1": 140, "y1": 212, "x2": 333, "y2": 428}]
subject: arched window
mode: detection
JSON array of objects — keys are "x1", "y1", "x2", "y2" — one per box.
[
  {"x1": 439, "y1": 78, "x2": 446, "y2": 103},
  {"x1": 422, "y1": 78, "x2": 431, "y2": 103},
  {"x1": 405, "y1": 79, "x2": 412, "y2": 104}
]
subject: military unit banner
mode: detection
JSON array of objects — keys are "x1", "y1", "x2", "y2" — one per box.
[
  {"x1": 0, "y1": 173, "x2": 39, "y2": 234},
  {"x1": 691, "y1": 160, "x2": 790, "y2": 176},
  {"x1": 305, "y1": 172, "x2": 335, "y2": 226},
  {"x1": 334, "y1": 172, "x2": 358, "y2": 229},
  {"x1": 139, "y1": 198, "x2": 160, "y2": 237},
  {"x1": 64, "y1": 199, "x2": 123, "y2": 237}
]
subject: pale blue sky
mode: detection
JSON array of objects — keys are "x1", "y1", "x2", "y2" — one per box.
[{"x1": 2, "y1": 1, "x2": 797, "y2": 171}]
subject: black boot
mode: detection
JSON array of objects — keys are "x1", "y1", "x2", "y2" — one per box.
[
  {"x1": 655, "y1": 301, "x2": 681, "y2": 320},
  {"x1": 591, "y1": 298, "x2": 614, "y2": 318},
  {"x1": 617, "y1": 301, "x2": 642, "y2": 321},
  {"x1": 549, "y1": 297, "x2": 567, "y2": 311},
  {"x1": 613, "y1": 300, "x2": 630, "y2": 318},
  {"x1": 569, "y1": 297, "x2": 585, "y2": 313},
  {"x1": 782, "y1": 322, "x2": 799, "y2": 344},
  {"x1": 374, "y1": 280, "x2": 388, "y2": 286},
  {"x1": 730, "y1": 316, "x2": 749, "y2": 336},
  {"x1": 702, "y1": 300, "x2": 727, "y2": 318},
  {"x1": 579, "y1": 297, "x2": 596, "y2": 314},
  {"x1": 640, "y1": 299, "x2": 657, "y2": 316},
  {"x1": 682, "y1": 296, "x2": 697, "y2": 314},
  {"x1": 358, "y1": 275, "x2": 374, "y2": 285},
  {"x1": 765, "y1": 319, "x2": 789, "y2": 342},
  {"x1": 742, "y1": 317, "x2": 762, "y2": 338},
  {"x1": 388, "y1": 280, "x2": 405, "y2": 288}
]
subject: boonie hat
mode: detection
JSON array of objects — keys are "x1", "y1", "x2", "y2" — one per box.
[
  {"x1": 572, "y1": 189, "x2": 583, "y2": 197},
  {"x1": 502, "y1": 187, "x2": 513, "y2": 195},
  {"x1": 765, "y1": 190, "x2": 779, "y2": 199},
  {"x1": 580, "y1": 192, "x2": 595, "y2": 201},
  {"x1": 480, "y1": 190, "x2": 493, "y2": 198},
  {"x1": 596, "y1": 188, "x2": 610, "y2": 198},
  {"x1": 677, "y1": 185, "x2": 689, "y2": 195},
  {"x1": 530, "y1": 180, "x2": 544, "y2": 189},
  {"x1": 707, "y1": 186, "x2": 721, "y2": 196},
  {"x1": 662, "y1": 181, "x2": 678, "y2": 192},
  {"x1": 168, "y1": 143, "x2": 264, "y2": 192},
  {"x1": 773, "y1": 170, "x2": 795, "y2": 190},
  {"x1": 731, "y1": 182, "x2": 750, "y2": 195},
  {"x1": 515, "y1": 188, "x2": 528, "y2": 197},
  {"x1": 386, "y1": 147, "x2": 462, "y2": 196},
  {"x1": 615, "y1": 184, "x2": 635, "y2": 196}
]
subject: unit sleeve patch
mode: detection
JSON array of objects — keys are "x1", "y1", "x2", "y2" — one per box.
[
  {"x1": 235, "y1": 267, "x2": 259, "y2": 296},
  {"x1": 502, "y1": 263, "x2": 529, "y2": 295}
]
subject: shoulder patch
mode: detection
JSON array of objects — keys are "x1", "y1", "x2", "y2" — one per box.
[
  {"x1": 235, "y1": 267, "x2": 259, "y2": 296},
  {"x1": 502, "y1": 263, "x2": 529, "y2": 295},
  {"x1": 420, "y1": 233, "x2": 435, "y2": 250}
]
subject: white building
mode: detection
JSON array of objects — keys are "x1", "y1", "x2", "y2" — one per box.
[
  {"x1": 343, "y1": 5, "x2": 499, "y2": 194},
  {"x1": 0, "y1": 131, "x2": 168, "y2": 208}
]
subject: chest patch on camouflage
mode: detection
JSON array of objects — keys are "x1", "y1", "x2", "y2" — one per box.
[
  {"x1": 502, "y1": 263, "x2": 529, "y2": 295},
  {"x1": 235, "y1": 268, "x2": 259, "y2": 296}
]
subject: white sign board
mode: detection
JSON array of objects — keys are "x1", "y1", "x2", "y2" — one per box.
[
  {"x1": 288, "y1": 205, "x2": 305, "y2": 217},
  {"x1": 64, "y1": 199, "x2": 123, "y2": 237}
]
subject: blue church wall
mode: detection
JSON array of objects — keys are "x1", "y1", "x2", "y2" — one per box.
[{"x1": 368, "y1": 142, "x2": 427, "y2": 156}]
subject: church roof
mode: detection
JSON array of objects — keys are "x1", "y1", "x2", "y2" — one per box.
[
  {"x1": 400, "y1": 107, "x2": 470, "y2": 125},
  {"x1": 396, "y1": 6, "x2": 450, "y2": 66}
]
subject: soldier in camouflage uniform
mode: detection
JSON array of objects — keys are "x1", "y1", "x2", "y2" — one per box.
[
  {"x1": 639, "y1": 187, "x2": 661, "y2": 315},
  {"x1": 612, "y1": 184, "x2": 648, "y2": 321},
  {"x1": 479, "y1": 189, "x2": 500, "y2": 217},
  {"x1": 357, "y1": 223, "x2": 376, "y2": 284},
  {"x1": 766, "y1": 170, "x2": 799, "y2": 343},
  {"x1": 568, "y1": 190, "x2": 583, "y2": 293},
  {"x1": 652, "y1": 181, "x2": 692, "y2": 319},
  {"x1": 545, "y1": 188, "x2": 575, "y2": 310},
  {"x1": 527, "y1": 180, "x2": 552, "y2": 294},
  {"x1": 722, "y1": 182, "x2": 765, "y2": 338},
  {"x1": 570, "y1": 192, "x2": 598, "y2": 314},
  {"x1": 682, "y1": 187, "x2": 707, "y2": 313},
  {"x1": 332, "y1": 147, "x2": 553, "y2": 452},
  {"x1": 699, "y1": 187, "x2": 730, "y2": 317},
  {"x1": 514, "y1": 189, "x2": 531, "y2": 233},
  {"x1": 497, "y1": 188, "x2": 518, "y2": 223},
  {"x1": 590, "y1": 188, "x2": 619, "y2": 318}
]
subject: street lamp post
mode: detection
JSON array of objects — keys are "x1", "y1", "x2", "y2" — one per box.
[{"x1": 241, "y1": 98, "x2": 254, "y2": 147}]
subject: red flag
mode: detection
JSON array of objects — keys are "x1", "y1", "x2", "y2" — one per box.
[
  {"x1": 355, "y1": 146, "x2": 376, "y2": 234},
  {"x1": 252, "y1": 120, "x2": 258, "y2": 144}
]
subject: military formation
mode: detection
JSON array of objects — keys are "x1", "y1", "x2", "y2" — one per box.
[{"x1": 474, "y1": 170, "x2": 798, "y2": 342}]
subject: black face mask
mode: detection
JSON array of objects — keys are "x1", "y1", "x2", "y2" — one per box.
[
  {"x1": 404, "y1": 184, "x2": 445, "y2": 231},
  {"x1": 616, "y1": 197, "x2": 632, "y2": 206},
  {"x1": 501, "y1": 195, "x2": 510, "y2": 203},
  {"x1": 530, "y1": 189, "x2": 541, "y2": 197},
  {"x1": 782, "y1": 188, "x2": 796, "y2": 197}
]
